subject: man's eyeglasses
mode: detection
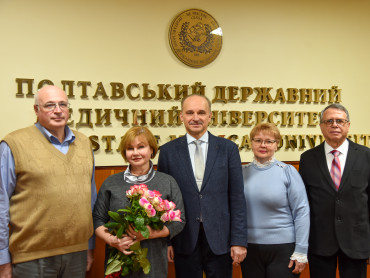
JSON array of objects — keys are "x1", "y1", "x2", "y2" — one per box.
[
  {"x1": 321, "y1": 119, "x2": 349, "y2": 126},
  {"x1": 36, "y1": 102, "x2": 70, "y2": 111},
  {"x1": 252, "y1": 139, "x2": 277, "y2": 146}
]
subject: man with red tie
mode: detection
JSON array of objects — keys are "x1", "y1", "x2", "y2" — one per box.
[{"x1": 299, "y1": 104, "x2": 370, "y2": 278}]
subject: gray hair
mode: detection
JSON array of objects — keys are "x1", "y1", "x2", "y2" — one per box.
[
  {"x1": 34, "y1": 90, "x2": 40, "y2": 105},
  {"x1": 320, "y1": 103, "x2": 350, "y2": 122}
]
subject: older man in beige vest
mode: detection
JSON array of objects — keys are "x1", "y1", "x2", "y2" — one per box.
[{"x1": 0, "y1": 85, "x2": 96, "y2": 278}]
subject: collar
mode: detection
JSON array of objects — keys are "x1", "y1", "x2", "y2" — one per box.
[
  {"x1": 186, "y1": 132, "x2": 209, "y2": 145},
  {"x1": 252, "y1": 157, "x2": 276, "y2": 168},
  {"x1": 124, "y1": 161, "x2": 155, "y2": 184},
  {"x1": 324, "y1": 139, "x2": 349, "y2": 155},
  {"x1": 35, "y1": 122, "x2": 75, "y2": 144}
]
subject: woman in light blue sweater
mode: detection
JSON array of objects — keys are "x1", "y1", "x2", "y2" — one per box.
[{"x1": 241, "y1": 123, "x2": 310, "y2": 278}]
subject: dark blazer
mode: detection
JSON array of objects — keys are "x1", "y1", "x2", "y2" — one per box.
[
  {"x1": 299, "y1": 139, "x2": 370, "y2": 259},
  {"x1": 158, "y1": 132, "x2": 248, "y2": 255}
]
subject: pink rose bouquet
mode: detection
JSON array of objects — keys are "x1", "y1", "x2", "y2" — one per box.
[{"x1": 104, "y1": 184, "x2": 182, "y2": 277}]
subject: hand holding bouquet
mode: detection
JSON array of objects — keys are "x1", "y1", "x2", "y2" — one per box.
[{"x1": 104, "y1": 184, "x2": 182, "y2": 277}]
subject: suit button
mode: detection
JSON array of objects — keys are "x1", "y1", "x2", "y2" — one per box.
[
  {"x1": 336, "y1": 199, "x2": 340, "y2": 204},
  {"x1": 199, "y1": 194, "x2": 203, "y2": 199},
  {"x1": 336, "y1": 216, "x2": 342, "y2": 222},
  {"x1": 196, "y1": 217, "x2": 200, "y2": 222}
]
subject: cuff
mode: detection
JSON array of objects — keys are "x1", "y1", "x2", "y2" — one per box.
[
  {"x1": 0, "y1": 248, "x2": 11, "y2": 265},
  {"x1": 290, "y1": 252, "x2": 308, "y2": 263}
]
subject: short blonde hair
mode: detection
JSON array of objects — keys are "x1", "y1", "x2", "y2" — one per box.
[
  {"x1": 119, "y1": 127, "x2": 158, "y2": 162},
  {"x1": 250, "y1": 123, "x2": 281, "y2": 142}
]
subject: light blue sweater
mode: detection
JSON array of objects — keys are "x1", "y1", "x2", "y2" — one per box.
[{"x1": 242, "y1": 160, "x2": 310, "y2": 254}]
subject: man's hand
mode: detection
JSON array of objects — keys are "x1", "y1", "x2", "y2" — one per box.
[
  {"x1": 86, "y1": 250, "x2": 94, "y2": 272},
  {"x1": 0, "y1": 263, "x2": 12, "y2": 278},
  {"x1": 231, "y1": 245, "x2": 247, "y2": 266}
]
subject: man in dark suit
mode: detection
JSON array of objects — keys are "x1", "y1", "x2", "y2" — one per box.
[
  {"x1": 158, "y1": 94, "x2": 247, "y2": 278},
  {"x1": 299, "y1": 103, "x2": 370, "y2": 278}
]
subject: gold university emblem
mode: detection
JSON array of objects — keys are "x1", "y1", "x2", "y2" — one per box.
[{"x1": 169, "y1": 9, "x2": 223, "y2": 68}]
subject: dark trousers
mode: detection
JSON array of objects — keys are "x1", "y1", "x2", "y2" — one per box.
[
  {"x1": 174, "y1": 224, "x2": 232, "y2": 278},
  {"x1": 308, "y1": 249, "x2": 367, "y2": 278},
  {"x1": 12, "y1": 250, "x2": 87, "y2": 278},
  {"x1": 241, "y1": 243, "x2": 300, "y2": 278}
]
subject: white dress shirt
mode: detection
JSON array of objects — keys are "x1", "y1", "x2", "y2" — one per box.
[
  {"x1": 186, "y1": 132, "x2": 209, "y2": 177},
  {"x1": 324, "y1": 139, "x2": 349, "y2": 175}
]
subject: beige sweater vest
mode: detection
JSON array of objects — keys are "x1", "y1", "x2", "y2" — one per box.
[{"x1": 3, "y1": 125, "x2": 94, "y2": 264}]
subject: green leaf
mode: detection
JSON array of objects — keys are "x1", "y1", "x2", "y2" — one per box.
[
  {"x1": 125, "y1": 255, "x2": 133, "y2": 266},
  {"x1": 118, "y1": 208, "x2": 131, "y2": 213},
  {"x1": 105, "y1": 257, "x2": 123, "y2": 275},
  {"x1": 150, "y1": 215, "x2": 160, "y2": 222},
  {"x1": 129, "y1": 241, "x2": 141, "y2": 251},
  {"x1": 125, "y1": 214, "x2": 135, "y2": 222},
  {"x1": 104, "y1": 222, "x2": 119, "y2": 229},
  {"x1": 150, "y1": 222, "x2": 164, "y2": 231},
  {"x1": 106, "y1": 249, "x2": 120, "y2": 264},
  {"x1": 108, "y1": 211, "x2": 122, "y2": 223},
  {"x1": 121, "y1": 265, "x2": 130, "y2": 276},
  {"x1": 129, "y1": 242, "x2": 139, "y2": 251},
  {"x1": 140, "y1": 258, "x2": 151, "y2": 274},
  {"x1": 134, "y1": 217, "x2": 145, "y2": 229},
  {"x1": 132, "y1": 262, "x2": 141, "y2": 273},
  {"x1": 139, "y1": 226, "x2": 149, "y2": 239},
  {"x1": 138, "y1": 247, "x2": 148, "y2": 259},
  {"x1": 116, "y1": 225, "x2": 124, "y2": 238}
]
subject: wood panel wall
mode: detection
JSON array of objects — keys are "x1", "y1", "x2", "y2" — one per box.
[{"x1": 86, "y1": 162, "x2": 368, "y2": 278}]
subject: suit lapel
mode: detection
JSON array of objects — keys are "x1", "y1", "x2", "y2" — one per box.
[
  {"x1": 177, "y1": 135, "x2": 199, "y2": 191},
  {"x1": 201, "y1": 133, "x2": 219, "y2": 191},
  {"x1": 339, "y1": 140, "x2": 356, "y2": 191},
  {"x1": 315, "y1": 143, "x2": 337, "y2": 191}
]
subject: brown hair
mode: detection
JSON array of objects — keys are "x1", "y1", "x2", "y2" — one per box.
[
  {"x1": 250, "y1": 123, "x2": 281, "y2": 142},
  {"x1": 119, "y1": 127, "x2": 158, "y2": 162}
]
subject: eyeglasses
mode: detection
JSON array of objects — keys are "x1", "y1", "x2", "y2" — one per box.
[
  {"x1": 321, "y1": 119, "x2": 349, "y2": 126},
  {"x1": 252, "y1": 139, "x2": 277, "y2": 146},
  {"x1": 36, "y1": 102, "x2": 70, "y2": 111}
]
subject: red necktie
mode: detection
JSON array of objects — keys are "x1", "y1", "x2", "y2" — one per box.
[{"x1": 330, "y1": 150, "x2": 341, "y2": 190}]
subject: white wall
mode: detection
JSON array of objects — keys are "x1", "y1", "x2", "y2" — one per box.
[{"x1": 1, "y1": 0, "x2": 369, "y2": 166}]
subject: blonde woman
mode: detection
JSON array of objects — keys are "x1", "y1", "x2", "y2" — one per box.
[
  {"x1": 93, "y1": 127, "x2": 185, "y2": 278},
  {"x1": 241, "y1": 123, "x2": 310, "y2": 278}
]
